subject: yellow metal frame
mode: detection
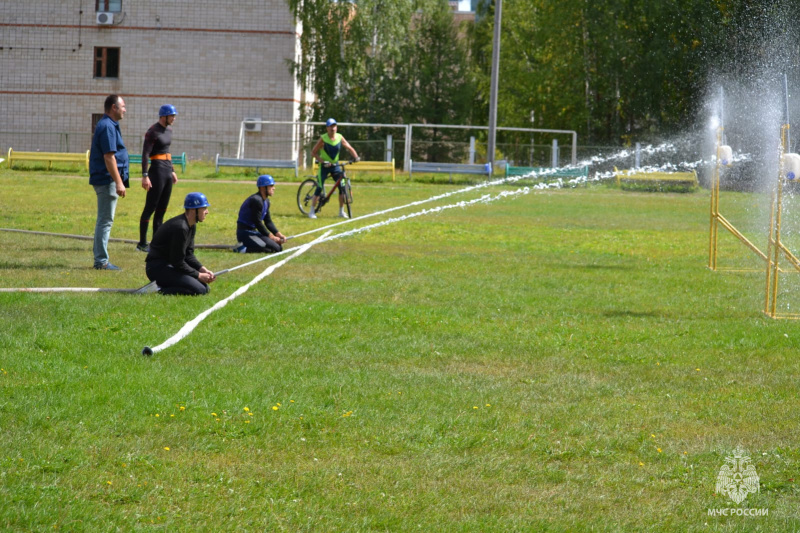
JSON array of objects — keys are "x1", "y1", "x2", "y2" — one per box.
[
  {"x1": 707, "y1": 127, "x2": 771, "y2": 272},
  {"x1": 7, "y1": 147, "x2": 90, "y2": 171},
  {"x1": 763, "y1": 124, "x2": 800, "y2": 319}
]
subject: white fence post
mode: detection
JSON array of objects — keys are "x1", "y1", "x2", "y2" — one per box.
[
  {"x1": 469, "y1": 136, "x2": 476, "y2": 164},
  {"x1": 551, "y1": 139, "x2": 559, "y2": 168}
]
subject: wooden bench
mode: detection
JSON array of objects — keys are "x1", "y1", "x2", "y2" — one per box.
[
  {"x1": 6, "y1": 148, "x2": 89, "y2": 170},
  {"x1": 215, "y1": 154, "x2": 298, "y2": 177},
  {"x1": 312, "y1": 159, "x2": 396, "y2": 181},
  {"x1": 506, "y1": 165, "x2": 589, "y2": 180},
  {"x1": 129, "y1": 152, "x2": 187, "y2": 173},
  {"x1": 615, "y1": 167, "x2": 698, "y2": 189},
  {"x1": 409, "y1": 161, "x2": 492, "y2": 178}
]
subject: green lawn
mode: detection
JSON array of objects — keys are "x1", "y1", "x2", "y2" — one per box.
[{"x1": 0, "y1": 167, "x2": 798, "y2": 531}]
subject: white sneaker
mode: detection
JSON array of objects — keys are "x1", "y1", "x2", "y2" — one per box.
[
  {"x1": 338, "y1": 211, "x2": 349, "y2": 218},
  {"x1": 233, "y1": 243, "x2": 247, "y2": 253},
  {"x1": 308, "y1": 212, "x2": 317, "y2": 219}
]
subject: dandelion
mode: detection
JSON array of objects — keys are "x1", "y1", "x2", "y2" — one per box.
[
  {"x1": 155, "y1": 414, "x2": 160, "y2": 418},
  {"x1": 245, "y1": 420, "x2": 250, "y2": 424},
  {"x1": 657, "y1": 448, "x2": 662, "y2": 453},
  {"x1": 683, "y1": 451, "x2": 688, "y2": 455},
  {"x1": 211, "y1": 412, "x2": 218, "y2": 417},
  {"x1": 179, "y1": 406, "x2": 185, "y2": 411},
  {"x1": 272, "y1": 406, "x2": 278, "y2": 411},
  {"x1": 277, "y1": 403, "x2": 281, "y2": 407},
  {"x1": 473, "y1": 406, "x2": 478, "y2": 410},
  {"x1": 651, "y1": 434, "x2": 655, "y2": 438},
  {"x1": 696, "y1": 368, "x2": 700, "y2": 372},
  {"x1": 107, "y1": 480, "x2": 112, "y2": 485},
  {"x1": 164, "y1": 447, "x2": 170, "y2": 451},
  {"x1": 342, "y1": 411, "x2": 353, "y2": 418},
  {"x1": 243, "y1": 407, "x2": 250, "y2": 412},
  {"x1": 485, "y1": 404, "x2": 491, "y2": 407},
  {"x1": 290, "y1": 400, "x2": 295, "y2": 403},
  {"x1": 248, "y1": 412, "x2": 253, "y2": 416},
  {"x1": 170, "y1": 414, "x2": 175, "y2": 418},
  {"x1": 639, "y1": 462, "x2": 644, "y2": 466}
]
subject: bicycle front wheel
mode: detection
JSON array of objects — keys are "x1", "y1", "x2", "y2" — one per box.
[
  {"x1": 343, "y1": 177, "x2": 353, "y2": 218},
  {"x1": 297, "y1": 179, "x2": 318, "y2": 215}
]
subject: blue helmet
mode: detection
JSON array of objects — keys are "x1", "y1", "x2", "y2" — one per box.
[
  {"x1": 325, "y1": 118, "x2": 337, "y2": 127},
  {"x1": 159, "y1": 104, "x2": 178, "y2": 117},
  {"x1": 184, "y1": 192, "x2": 209, "y2": 209},
  {"x1": 257, "y1": 174, "x2": 275, "y2": 188}
]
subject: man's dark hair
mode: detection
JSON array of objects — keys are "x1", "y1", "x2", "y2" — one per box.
[{"x1": 104, "y1": 94, "x2": 120, "y2": 113}]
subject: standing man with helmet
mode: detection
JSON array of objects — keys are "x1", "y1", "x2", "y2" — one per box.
[
  {"x1": 145, "y1": 192, "x2": 216, "y2": 295},
  {"x1": 137, "y1": 104, "x2": 179, "y2": 253},
  {"x1": 309, "y1": 118, "x2": 360, "y2": 219},
  {"x1": 234, "y1": 175, "x2": 287, "y2": 254},
  {"x1": 89, "y1": 94, "x2": 128, "y2": 270}
]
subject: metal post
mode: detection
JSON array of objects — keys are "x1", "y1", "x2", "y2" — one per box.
[
  {"x1": 404, "y1": 124, "x2": 413, "y2": 172},
  {"x1": 551, "y1": 139, "x2": 559, "y2": 168},
  {"x1": 469, "y1": 136, "x2": 476, "y2": 164},
  {"x1": 486, "y1": 0, "x2": 502, "y2": 166},
  {"x1": 635, "y1": 142, "x2": 641, "y2": 168},
  {"x1": 784, "y1": 73, "x2": 791, "y2": 149},
  {"x1": 386, "y1": 134, "x2": 393, "y2": 162}
]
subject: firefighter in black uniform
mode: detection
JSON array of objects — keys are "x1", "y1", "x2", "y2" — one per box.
[
  {"x1": 137, "y1": 104, "x2": 179, "y2": 252},
  {"x1": 234, "y1": 175, "x2": 287, "y2": 253},
  {"x1": 145, "y1": 192, "x2": 216, "y2": 295}
]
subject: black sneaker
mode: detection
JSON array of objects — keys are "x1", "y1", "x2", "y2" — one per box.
[{"x1": 136, "y1": 243, "x2": 149, "y2": 253}]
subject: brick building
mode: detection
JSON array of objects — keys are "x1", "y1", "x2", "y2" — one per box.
[{"x1": 0, "y1": 0, "x2": 305, "y2": 160}]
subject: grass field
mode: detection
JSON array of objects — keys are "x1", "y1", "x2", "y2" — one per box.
[{"x1": 1, "y1": 165, "x2": 799, "y2": 531}]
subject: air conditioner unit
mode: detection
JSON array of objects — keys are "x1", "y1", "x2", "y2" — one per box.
[
  {"x1": 243, "y1": 118, "x2": 262, "y2": 132},
  {"x1": 96, "y1": 12, "x2": 114, "y2": 25}
]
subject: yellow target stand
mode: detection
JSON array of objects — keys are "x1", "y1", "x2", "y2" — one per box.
[
  {"x1": 708, "y1": 126, "x2": 771, "y2": 272},
  {"x1": 764, "y1": 124, "x2": 800, "y2": 319}
]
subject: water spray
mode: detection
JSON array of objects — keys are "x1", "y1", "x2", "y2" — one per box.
[{"x1": 764, "y1": 73, "x2": 800, "y2": 319}]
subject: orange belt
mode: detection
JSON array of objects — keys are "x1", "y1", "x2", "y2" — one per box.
[{"x1": 150, "y1": 153, "x2": 172, "y2": 161}]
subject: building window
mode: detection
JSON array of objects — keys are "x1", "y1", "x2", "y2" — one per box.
[
  {"x1": 96, "y1": 0, "x2": 122, "y2": 12},
  {"x1": 92, "y1": 114, "x2": 104, "y2": 134},
  {"x1": 94, "y1": 47, "x2": 120, "y2": 78}
]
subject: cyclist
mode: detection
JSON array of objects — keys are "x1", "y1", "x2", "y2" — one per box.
[
  {"x1": 234, "y1": 175, "x2": 286, "y2": 254},
  {"x1": 145, "y1": 192, "x2": 216, "y2": 295},
  {"x1": 309, "y1": 118, "x2": 359, "y2": 219}
]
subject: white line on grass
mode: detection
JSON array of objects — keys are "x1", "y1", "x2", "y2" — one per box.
[{"x1": 141, "y1": 230, "x2": 332, "y2": 356}]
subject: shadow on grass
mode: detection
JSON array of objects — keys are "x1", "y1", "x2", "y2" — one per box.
[
  {"x1": 0, "y1": 261, "x2": 71, "y2": 270},
  {"x1": 561, "y1": 263, "x2": 636, "y2": 270},
  {"x1": 602, "y1": 309, "x2": 663, "y2": 318}
]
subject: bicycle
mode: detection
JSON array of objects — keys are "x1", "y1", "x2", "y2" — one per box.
[{"x1": 297, "y1": 160, "x2": 355, "y2": 218}]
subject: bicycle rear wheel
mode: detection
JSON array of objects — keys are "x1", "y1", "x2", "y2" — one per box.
[{"x1": 297, "y1": 179, "x2": 318, "y2": 215}]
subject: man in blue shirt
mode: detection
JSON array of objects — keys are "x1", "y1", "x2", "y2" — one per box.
[{"x1": 89, "y1": 95, "x2": 128, "y2": 270}]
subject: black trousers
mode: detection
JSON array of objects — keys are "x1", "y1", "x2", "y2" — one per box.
[
  {"x1": 237, "y1": 229, "x2": 282, "y2": 253},
  {"x1": 146, "y1": 264, "x2": 209, "y2": 296},
  {"x1": 139, "y1": 160, "x2": 174, "y2": 244}
]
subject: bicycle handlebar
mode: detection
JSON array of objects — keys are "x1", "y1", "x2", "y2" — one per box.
[{"x1": 322, "y1": 159, "x2": 359, "y2": 168}]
